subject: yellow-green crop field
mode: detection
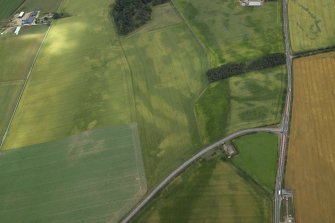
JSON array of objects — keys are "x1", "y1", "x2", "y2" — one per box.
[
  {"x1": 195, "y1": 66, "x2": 286, "y2": 144},
  {"x1": 122, "y1": 10, "x2": 208, "y2": 186},
  {"x1": 289, "y1": 0, "x2": 335, "y2": 52},
  {"x1": 0, "y1": 26, "x2": 48, "y2": 140},
  {"x1": 173, "y1": 0, "x2": 284, "y2": 65},
  {"x1": 3, "y1": 0, "x2": 135, "y2": 150}
]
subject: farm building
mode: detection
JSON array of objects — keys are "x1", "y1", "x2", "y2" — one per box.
[
  {"x1": 22, "y1": 17, "x2": 34, "y2": 25},
  {"x1": 240, "y1": 0, "x2": 264, "y2": 6},
  {"x1": 22, "y1": 11, "x2": 38, "y2": 25},
  {"x1": 18, "y1": 11, "x2": 25, "y2": 18},
  {"x1": 14, "y1": 26, "x2": 21, "y2": 35},
  {"x1": 222, "y1": 142, "x2": 238, "y2": 158}
]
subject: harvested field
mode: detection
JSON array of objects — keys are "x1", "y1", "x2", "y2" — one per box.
[
  {"x1": 289, "y1": 0, "x2": 335, "y2": 52},
  {"x1": 0, "y1": 125, "x2": 146, "y2": 223},
  {"x1": 195, "y1": 66, "x2": 286, "y2": 144},
  {"x1": 122, "y1": 3, "x2": 208, "y2": 187},
  {"x1": 232, "y1": 132, "x2": 278, "y2": 192},
  {"x1": 285, "y1": 52, "x2": 335, "y2": 223},
  {"x1": 173, "y1": 0, "x2": 284, "y2": 65},
  {"x1": 131, "y1": 152, "x2": 272, "y2": 223}
]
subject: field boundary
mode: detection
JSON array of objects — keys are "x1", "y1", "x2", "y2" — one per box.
[
  {"x1": 293, "y1": 45, "x2": 335, "y2": 58},
  {"x1": 0, "y1": 25, "x2": 51, "y2": 150},
  {"x1": 170, "y1": 0, "x2": 211, "y2": 68}
]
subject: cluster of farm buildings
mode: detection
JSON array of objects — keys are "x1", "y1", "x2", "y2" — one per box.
[{"x1": 13, "y1": 11, "x2": 39, "y2": 35}]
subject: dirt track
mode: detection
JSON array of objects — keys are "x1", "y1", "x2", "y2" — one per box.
[{"x1": 285, "y1": 52, "x2": 335, "y2": 223}]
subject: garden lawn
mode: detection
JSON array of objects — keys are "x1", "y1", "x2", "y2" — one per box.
[
  {"x1": 232, "y1": 132, "x2": 278, "y2": 192},
  {"x1": 173, "y1": 0, "x2": 284, "y2": 65}
]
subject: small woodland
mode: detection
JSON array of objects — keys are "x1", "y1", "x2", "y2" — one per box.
[
  {"x1": 207, "y1": 53, "x2": 286, "y2": 82},
  {"x1": 112, "y1": 0, "x2": 169, "y2": 35}
]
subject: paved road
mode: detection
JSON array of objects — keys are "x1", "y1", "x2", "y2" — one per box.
[
  {"x1": 274, "y1": 0, "x2": 293, "y2": 222},
  {"x1": 121, "y1": 127, "x2": 282, "y2": 223}
]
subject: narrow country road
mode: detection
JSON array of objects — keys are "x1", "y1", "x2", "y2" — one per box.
[
  {"x1": 121, "y1": 0, "x2": 293, "y2": 222},
  {"x1": 274, "y1": 0, "x2": 293, "y2": 222},
  {"x1": 121, "y1": 127, "x2": 282, "y2": 223}
]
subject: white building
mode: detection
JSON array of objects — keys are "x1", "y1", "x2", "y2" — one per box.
[
  {"x1": 14, "y1": 26, "x2": 21, "y2": 35},
  {"x1": 18, "y1": 11, "x2": 25, "y2": 18},
  {"x1": 240, "y1": 0, "x2": 264, "y2": 7}
]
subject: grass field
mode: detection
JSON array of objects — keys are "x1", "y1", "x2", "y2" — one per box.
[
  {"x1": 129, "y1": 3, "x2": 182, "y2": 35},
  {"x1": 122, "y1": 3, "x2": 208, "y2": 187},
  {"x1": 289, "y1": 0, "x2": 335, "y2": 52},
  {"x1": 19, "y1": 0, "x2": 63, "y2": 13},
  {"x1": 3, "y1": 0, "x2": 135, "y2": 150},
  {"x1": 0, "y1": 25, "x2": 48, "y2": 82},
  {"x1": 3, "y1": 1, "x2": 209, "y2": 190},
  {"x1": 0, "y1": 125, "x2": 146, "y2": 222},
  {"x1": 0, "y1": 25, "x2": 48, "y2": 142},
  {"x1": 173, "y1": 0, "x2": 284, "y2": 65},
  {"x1": 285, "y1": 52, "x2": 335, "y2": 223},
  {"x1": 132, "y1": 152, "x2": 272, "y2": 223},
  {"x1": 232, "y1": 132, "x2": 278, "y2": 192},
  {"x1": 195, "y1": 66, "x2": 286, "y2": 144},
  {"x1": 0, "y1": 81, "x2": 23, "y2": 137},
  {"x1": 0, "y1": 0, "x2": 24, "y2": 22}
]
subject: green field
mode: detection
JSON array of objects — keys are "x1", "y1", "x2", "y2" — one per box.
[
  {"x1": 3, "y1": 0, "x2": 135, "y2": 150},
  {"x1": 289, "y1": 0, "x2": 335, "y2": 52},
  {"x1": 173, "y1": 0, "x2": 284, "y2": 65},
  {"x1": 122, "y1": 3, "x2": 208, "y2": 187},
  {"x1": 0, "y1": 125, "x2": 146, "y2": 223},
  {"x1": 0, "y1": 25, "x2": 47, "y2": 82},
  {"x1": 129, "y1": 3, "x2": 182, "y2": 35},
  {"x1": 0, "y1": 0, "x2": 24, "y2": 22},
  {"x1": 19, "y1": 0, "x2": 63, "y2": 12},
  {"x1": 0, "y1": 25, "x2": 47, "y2": 141},
  {"x1": 3, "y1": 1, "x2": 209, "y2": 189},
  {"x1": 132, "y1": 152, "x2": 272, "y2": 223},
  {"x1": 232, "y1": 132, "x2": 278, "y2": 192},
  {"x1": 195, "y1": 66, "x2": 286, "y2": 144},
  {"x1": 0, "y1": 81, "x2": 23, "y2": 137}
]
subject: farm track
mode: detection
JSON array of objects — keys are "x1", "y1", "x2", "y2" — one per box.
[{"x1": 0, "y1": 26, "x2": 51, "y2": 150}]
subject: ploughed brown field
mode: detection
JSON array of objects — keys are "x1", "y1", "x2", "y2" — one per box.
[{"x1": 285, "y1": 52, "x2": 335, "y2": 223}]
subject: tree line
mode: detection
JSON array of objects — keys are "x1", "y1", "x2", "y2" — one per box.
[
  {"x1": 111, "y1": 0, "x2": 169, "y2": 35},
  {"x1": 207, "y1": 53, "x2": 286, "y2": 83}
]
